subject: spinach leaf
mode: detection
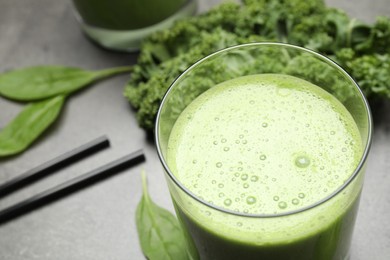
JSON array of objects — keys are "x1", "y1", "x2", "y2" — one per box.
[
  {"x1": 0, "y1": 95, "x2": 65, "y2": 157},
  {"x1": 0, "y1": 66, "x2": 132, "y2": 101},
  {"x1": 136, "y1": 171, "x2": 189, "y2": 260}
]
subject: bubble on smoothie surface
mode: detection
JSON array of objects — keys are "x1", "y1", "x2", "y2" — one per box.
[
  {"x1": 295, "y1": 155, "x2": 311, "y2": 168},
  {"x1": 292, "y1": 198, "x2": 300, "y2": 205},
  {"x1": 246, "y1": 196, "x2": 257, "y2": 205},
  {"x1": 224, "y1": 199, "x2": 232, "y2": 206},
  {"x1": 241, "y1": 174, "x2": 248, "y2": 181},
  {"x1": 278, "y1": 201, "x2": 288, "y2": 209}
]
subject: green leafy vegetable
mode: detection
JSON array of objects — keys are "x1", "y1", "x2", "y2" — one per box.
[
  {"x1": 0, "y1": 66, "x2": 132, "y2": 101},
  {"x1": 124, "y1": 0, "x2": 390, "y2": 131},
  {"x1": 0, "y1": 65, "x2": 132, "y2": 157},
  {"x1": 335, "y1": 49, "x2": 390, "y2": 98},
  {"x1": 0, "y1": 96, "x2": 65, "y2": 157},
  {"x1": 136, "y1": 171, "x2": 189, "y2": 260}
]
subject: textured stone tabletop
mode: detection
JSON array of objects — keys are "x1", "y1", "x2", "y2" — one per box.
[{"x1": 0, "y1": 0, "x2": 389, "y2": 259}]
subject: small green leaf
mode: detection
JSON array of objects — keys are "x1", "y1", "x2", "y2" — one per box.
[
  {"x1": 0, "y1": 66, "x2": 132, "y2": 101},
  {"x1": 0, "y1": 95, "x2": 65, "y2": 157},
  {"x1": 136, "y1": 171, "x2": 189, "y2": 260}
]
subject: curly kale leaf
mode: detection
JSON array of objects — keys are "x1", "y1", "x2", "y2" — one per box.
[
  {"x1": 353, "y1": 16, "x2": 390, "y2": 54},
  {"x1": 336, "y1": 49, "x2": 390, "y2": 98},
  {"x1": 125, "y1": 28, "x2": 266, "y2": 130},
  {"x1": 351, "y1": 54, "x2": 390, "y2": 98},
  {"x1": 125, "y1": 0, "x2": 390, "y2": 131}
]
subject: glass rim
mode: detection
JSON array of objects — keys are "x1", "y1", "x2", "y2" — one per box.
[{"x1": 155, "y1": 42, "x2": 373, "y2": 218}]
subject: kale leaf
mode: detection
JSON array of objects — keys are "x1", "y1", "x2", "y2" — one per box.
[{"x1": 125, "y1": 0, "x2": 390, "y2": 131}]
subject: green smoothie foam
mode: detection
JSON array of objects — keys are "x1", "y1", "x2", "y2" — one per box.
[{"x1": 166, "y1": 74, "x2": 364, "y2": 259}]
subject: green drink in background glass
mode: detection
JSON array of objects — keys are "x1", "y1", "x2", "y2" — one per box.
[
  {"x1": 156, "y1": 43, "x2": 372, "y2": 260},
  {"x1": 72, "y1": 0, "x2": 197, "y2": 51}
]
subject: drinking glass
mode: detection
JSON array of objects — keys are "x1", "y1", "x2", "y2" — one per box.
[
  {"x1": 72, "y1": 0, "x2": 197, "y2": 51},
  {"x1": 156, "y1": 43, "x2": 372, "y2": 260}
]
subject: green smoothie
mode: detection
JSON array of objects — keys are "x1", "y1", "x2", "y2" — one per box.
[
  {"x1": 166, "y1": 74, "x2": 364, "y2": 259},
  {"x1": 72, "y1": 0, "x2": 196, "y2": 51},
  {"x1": 73, "y1": 0, "x2": 187, "y2": 30}
]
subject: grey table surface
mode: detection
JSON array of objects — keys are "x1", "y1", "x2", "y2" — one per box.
[{"x1": 0, "y1": 0, "x2": 389, "y2": 259}]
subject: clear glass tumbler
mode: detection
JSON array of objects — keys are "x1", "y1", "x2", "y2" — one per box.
[
  {"x1": 156, "y1": 43, "x2": 372, "y2": 260},
  {"x1": 72, "y1": 0, "x2": 197, "y2": 52}
]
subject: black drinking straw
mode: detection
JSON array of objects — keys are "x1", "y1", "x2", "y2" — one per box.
[
  {"x1": 0, "y1": 136, "x2": 110, "y2": 198},
  {"x1": 0, "y1": 149, "x2": 145, "y2": 225}
]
